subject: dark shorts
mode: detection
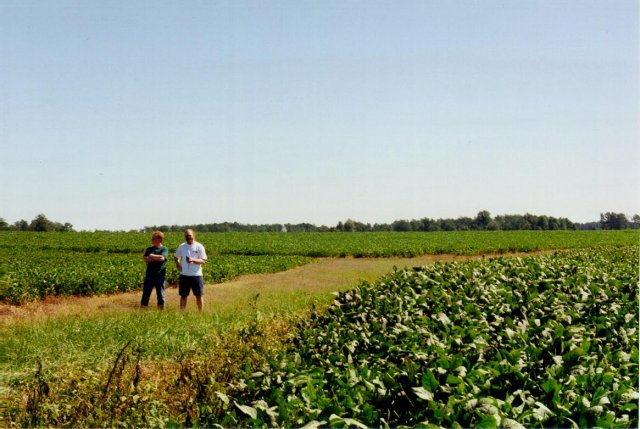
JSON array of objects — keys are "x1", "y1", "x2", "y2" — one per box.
[{"x1": 179, "y1": 275, "x2": 204, "y2": 297}]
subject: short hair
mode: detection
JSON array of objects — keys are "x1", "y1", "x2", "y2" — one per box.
[{"x1": 152, "y1": 230, "x2": 164, "y2": 240}]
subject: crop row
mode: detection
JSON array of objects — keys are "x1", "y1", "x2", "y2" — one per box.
[
  {"x1": 0, "y1": 250, "x2": 312, "y2": 304},
  {"x1": 213, "y1": 246, "x2": 639, "y2": 428},
  {"x1": 0, "y1": 230, "x2": 638, "y2": 257},
  {"x1": 2, "y1": 230, "x2": 638, "y2": 305}
]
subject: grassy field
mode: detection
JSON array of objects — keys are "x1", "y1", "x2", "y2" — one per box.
[{"x1": 1, "y1": 230, "x2": 638, "y2": 427}]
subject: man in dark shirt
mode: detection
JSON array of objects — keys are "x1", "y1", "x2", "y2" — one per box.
[{"x1": 141, "y1": 231, "x2": 169, "y2": 309}]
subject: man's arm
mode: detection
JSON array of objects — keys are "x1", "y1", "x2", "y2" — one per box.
[{"x1": 144, "y1": 254, "x2": 165, "y2": 263}]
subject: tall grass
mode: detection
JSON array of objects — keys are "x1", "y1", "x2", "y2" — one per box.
[
  {"x1": 2, "y1": 313, "x2": 294, "y2": 427},
  {"x1": 2, "y1": 289, "x2": 324, "y2": 427},
  {"x1": 2, "y1": 290, "x2": 329, "y2": 386}
]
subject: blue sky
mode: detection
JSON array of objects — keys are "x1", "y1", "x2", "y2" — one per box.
[{"x1": 1, "y1": 0, "x2": 638, "y2": 230}]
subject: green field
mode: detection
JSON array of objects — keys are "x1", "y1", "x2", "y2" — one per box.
[
  {"x1": 233, "y1": 246, "x2": 638, "y2": 428},
  {"x1": 1, "y1": 229, "x2": 638, "y2": 256},
  {"x1": 1, "y1": 231, "x2": 638, "y2": 427},
  {"x1": 1, "y1": 230, "x2": 638, "y2": 304}
]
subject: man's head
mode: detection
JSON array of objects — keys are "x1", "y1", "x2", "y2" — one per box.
[{"x1": 184, "y1": 229, "x2": 195, "y2": 244}]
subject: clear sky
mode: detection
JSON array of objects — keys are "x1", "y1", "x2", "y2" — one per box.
[{"x1": 1, "y1": 0, "x2": 638, "y2": 231}]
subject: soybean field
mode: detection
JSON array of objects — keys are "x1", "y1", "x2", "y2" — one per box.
[
  {"x1": 222, "y1": 246, "x2": 638, "y2": 428},
  {"x1": 0, "y1": 230, "x2": 637, "y2": 304},
  {"x1": 0, "y1": 230, "x2": 638, "y2": 428}
]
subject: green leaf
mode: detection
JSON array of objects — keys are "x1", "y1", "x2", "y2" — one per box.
[
  {"x1": 446, "y1": 374, "x2": 463, "y2": 385},
  {"x1": 422, "y1": 370, "x2": 439, "y2": 391},
  {"x1": 477, "y1": 414, "x2": 499, "y2": 428}
]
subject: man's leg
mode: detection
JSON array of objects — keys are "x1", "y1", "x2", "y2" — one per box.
[
  {"x1": 194, "y1": 276, "x2": 204, "y2": 311},
  {"x1": 179, "y1": 275, "x2": 189, "y2": 310},
  {"x1": 156, "y1": 275, "x2": 166, "y2": 309},
  {"x1": 141, "y1": 277, "x2": 153, "y2": 307}
]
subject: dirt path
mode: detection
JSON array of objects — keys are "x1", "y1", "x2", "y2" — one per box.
[{"x1": 0, "y1": 253, "x2": 535, "y2": 325}]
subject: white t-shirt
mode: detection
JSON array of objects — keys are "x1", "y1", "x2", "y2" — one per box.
[{"x1": 175, "y1": 242, "x2": 207, "y2": 276}]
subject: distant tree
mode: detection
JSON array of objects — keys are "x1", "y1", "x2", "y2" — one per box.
[
  {"x1": 487, "y1": 220, "x2": 500, "y2": 231},
  {"x1": 0, "y1": 218, "x2": 9, "y2": 230},
  {"x1": 12, "y1": 219, "x2": 29, "y2": 231},
  {"x1": 439, "y1": 218, "x2": 456, "y2": 231},
  {"x1": 632, "y1": 214, "x2": 640, "y2": 229},
  {"x1": 422, "y1": 218, "x2": 440, "y2": 231},
  {"x1": 342, "y1": 219, "x2": 366, "y2": 232},
  {"x1": 356, "y1": 221, "x2": 371, "y2": 232},
  {"x1": 285, "y1": 223, "x2": 320, "y2": 232},
  {"x1": 494, "y1": 214, "x2": 522, "y2": 230},
  {"x1": 600, "y1": 212, "x2": 629, "y2": 230},
  {"x1": 473, "y1": 210, "x2": 492, "y2": 230},
  {"x1": 456, "y1": 217, "x2": 474, "y2": 231},
  {"x1": 5, "y1": 214, "x2": 74, "y2": 232},
  {"x1": 416, "y1": 218, "x2": 431, "y2": 232},
  {"x1": 548, "y1": 217, "x2": 560, "y2": 230},
  {"x1": 30, "y1": 213, "x2": 52, "y2": 231},
  {"x1": 523, "y1": 213, "x2": 539, "y2": 230},
  {"x1": 558, "y1": 217, "x2": 575, "y2": 230},
  {"x1": 409, "y1": 219, "x2": 422, "y2": 232},
  {"x1": 536, "y1": 215, "x2": 550, "y2": 230},
  {"x1": 391, "y1": 219, "x2": 411, "y2": 232},
  {"x1": 574, "y1": 221, "x2": 600, "y2": 230},
  {"x1": 298, "y1": 223, "x2": 316, "y2": 232},
  {"x1": 372, "y1": 223, "x2": 391, "y2": 232}
]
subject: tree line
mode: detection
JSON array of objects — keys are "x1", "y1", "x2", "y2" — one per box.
[
  {"x1": 0, "y1": 214, "x2": 74, "y2": 232},
  {"x1": 597, "y1": 212, "x2": 640, "y2": 230},
  {"x1": 145, "y1": 211, "x2": 640, "y2": 233},
  {"x1": 2, "y1": 211, "x2": 639, "y2": 233},
  {"x1": 335, "y1": 211, "x2": 575, "y2": 232}
]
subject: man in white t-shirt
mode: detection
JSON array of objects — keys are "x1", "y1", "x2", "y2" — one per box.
[{"x1": 174, "y1": 229, "x2": 207, "y2": 311}]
